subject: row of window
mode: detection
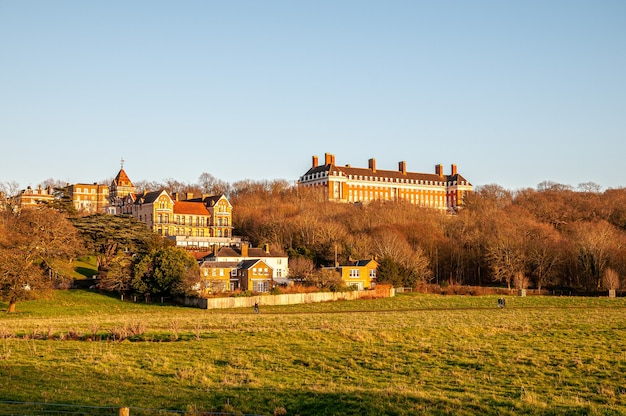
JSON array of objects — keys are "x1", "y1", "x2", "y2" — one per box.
[
  {"x1": 348, "y1": 269, "x2": 377, "y2": 278},
  {"x1": 152, "y1": 214, "x2": 230, "y2": 226},
  {"x1": 74, "y1": 188, "x2": 107, "y2": 194},
  {"x1": 156, "y1": 228, "x2": 231, "y2": 237}
]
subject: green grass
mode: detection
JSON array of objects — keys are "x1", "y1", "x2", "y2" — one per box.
[{"x1": 1, "y1": 291, "x2": 626, "y2": 415}]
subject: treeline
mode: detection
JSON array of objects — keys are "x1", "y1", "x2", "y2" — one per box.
[{"x1": 231, "y1": 180, "x2": 626, "y2": 292}]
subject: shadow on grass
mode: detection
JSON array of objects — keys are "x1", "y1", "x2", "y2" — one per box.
[{"x1": 74, "y1": 266, "x2": 98, "y2": 278}]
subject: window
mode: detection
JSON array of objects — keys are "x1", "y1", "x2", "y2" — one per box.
[
  {"x1": 253, "y1": 280, "x2": 270, "y2": 292},
  {"x1": 370, "y1": 269, "x2": 376, "y2": 279},
  {"x1": 349, "y1": 269, "x2": 360, "y2": 278}
]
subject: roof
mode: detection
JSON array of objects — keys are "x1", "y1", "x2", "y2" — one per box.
[
  {"x1": 174, "y1": 201, "x2": 211, "y2": 216},
  {"x1": 135, "y1": 190, "x2": 168, "y2": 204},
  {"x1": 353, "y1": 259, "x2": 378, "y2": 267},
  {"x1": 213, "y1": 246, "x2": 284, "y2": 258},
  {"x1": 238, "y1": 259, "x2": 272, "y2": 270},
  {"x1": 200, "y1": 261, "x2": 239, "y2": 268},
  {"x1": 113, "y1": 168, "x2": 134, "y2": 187},
  {"x1": 301, "y1": 164, "x2": 472, "y2": 186},
  {"x1": 190, "y1": 252, "x2": 211, "y2": 261},
  {"x1": 187, "y1": 194, "x2": 231, "y2": 207}
]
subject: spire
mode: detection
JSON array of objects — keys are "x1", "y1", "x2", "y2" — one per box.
[{"x1": 121, "y1": 157, "x2": 125, "y2": 169}]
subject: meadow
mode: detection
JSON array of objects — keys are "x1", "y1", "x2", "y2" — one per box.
[{"x1": 1, "y1": 290, "x2": 625, "y2": 415}]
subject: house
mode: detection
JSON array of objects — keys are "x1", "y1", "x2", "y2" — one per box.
[
  {"x1": 202, "y1": 243, "x2": 289, "y2": 279},
  {"x1": 298, "y1": 153, "x2": 473, "y2": 210},
  {"x1": 15, "y1": 185, "x2": 55, "y2": 208},
  {"x1": 236, "y1": 259, "x2": 274, "y2": 292},
  {"x1": 65, "y1": 183, "x2": 109, "y2": 214},
  {"x1": 338, "y1": 259, "x2": 379, "y2": 290},
  {"x1": 199, "y1": 261, "x2": 239, "y2": 293},
  {"x1": 109, "y1": 167, "x2": 136, "y2": 213}
]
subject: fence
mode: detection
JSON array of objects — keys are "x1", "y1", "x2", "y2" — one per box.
[{"x1": 180, "y1": 286, "x2": 395, "y2": 310}]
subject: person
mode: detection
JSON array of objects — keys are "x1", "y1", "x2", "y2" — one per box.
[{"x1": 254, "y1": 301, "x2": 259, "y2": 314}]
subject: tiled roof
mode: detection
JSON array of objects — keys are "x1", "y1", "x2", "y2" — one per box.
[
  {"x1": 190, "y1": 252, "x2": 212, "y2": 261},
  {"x1": 174, "y1": 201, "x2": 210, "y2": 216},
  {"x1": 113, "y1": 168, "x2": 134, "y2": 187}
]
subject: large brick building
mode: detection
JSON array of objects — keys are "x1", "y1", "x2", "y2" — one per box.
[{"x1": 298, "y1": 153, "x2": 473, "y2": 210}]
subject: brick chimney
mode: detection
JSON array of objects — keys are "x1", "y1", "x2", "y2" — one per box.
[
  {"x1": 399, "y1": 161, "x2": 407, "y2": 175},
  {"x1": 436, "y1": 164, "x2": 444, "y2": 177},
  {"x1": 312, "y1": 155, "x2": 319, "y2": 168},
  {"x1": 325, "y1": 153, "x2": 334, "y2": 165},
  {"x1": 264, "y1": 243, "x2": 270, "y2": 253},
  {"x1": 451, "y1": 164, "x2": 458, "y2": 176},
  {"x1": 368, "y1": 158, "x2": 376, "y2": 172},
  {"x1": 241, "y1": 243, "x2": 249, "y2": 257}
]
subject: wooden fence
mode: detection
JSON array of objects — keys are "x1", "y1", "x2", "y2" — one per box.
[{"x1": 180, "y1": 286, "x2": 395, "y2": 310}]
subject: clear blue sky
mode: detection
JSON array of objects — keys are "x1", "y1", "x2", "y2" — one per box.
[{"x1": 1, "y1": 0, "x2": 625, "y2": 191}]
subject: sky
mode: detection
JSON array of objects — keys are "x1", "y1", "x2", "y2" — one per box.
[{"x1": 1, "y1": 0, "x2": 625, "y2": 191}]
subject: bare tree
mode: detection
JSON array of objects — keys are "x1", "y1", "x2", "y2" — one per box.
[{"x1": 602, "y1": 267, "x2": 620, "y2": 291}]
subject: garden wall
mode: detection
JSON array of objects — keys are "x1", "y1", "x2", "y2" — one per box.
[{"x1": 181, "y1": 287, "x2": 395, "y2": 310}]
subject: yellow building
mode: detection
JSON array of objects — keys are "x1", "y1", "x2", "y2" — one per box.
[
  {"x1": 65, "y1": 183, "x2": 109, "y2": 214},
  {"x1": 126, "y1": 189, "x2": 234, "y2": 242},
  {"x1": 298, "y1": 153, "x2": 473, "y2": 211},
  {"x1": 199, "y1": 261, "x2": 238, "y2": 293},
  {"x1": 338, "y1": 259, "x2": 379, "y2": 290},
  {"x1": 236, "y1": 259, "x2": 274, "y2": 292},
  {"x1": 15, "y1": 185, "x2": 55, "y2": 208}
]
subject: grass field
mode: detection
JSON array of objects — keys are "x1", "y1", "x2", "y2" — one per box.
[{"x1": 1, "y1": 291, "x2": 625, "y2": 415}]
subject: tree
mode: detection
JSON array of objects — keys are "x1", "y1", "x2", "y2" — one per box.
[
  {"x1": 376, "y1": 256, "x2": 402, "y2": 287},
  {"x1": 0, "y1": 207, "x2": 82, "y2": 312},
  {"x1": 71, "y1": 214, "x2": 167, "y2": 276},
  {"x1": 304, "y1": 268, "x2": 342, "y2": 289},
  {"x1": 602, "y1": 267, "x2": 620, "y2": 291},
  {"x1": 288, "y1": 257, "x2": 315, "y2": 282},
  {"x1": 131, "y1": 246, "x2": 201, "y2": 299}
]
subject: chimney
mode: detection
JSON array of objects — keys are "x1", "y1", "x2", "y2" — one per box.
[
  {"x1": 241, "y1": 243, "x2": 249, "y2": 257},
  {"x1": 436, "y1": 164, "x2": 444, "y2": 177},
  {"x1": 212, "y1": 245, "x2": 218, "y2": 256},
  {"x1": 263, "y1": 243, "x2": 270, "y2": 253},
  {"x1": 399, "y1": 161, "x2": 407, "y2": 175},
  {"x1": 172, "y1": 192, "x2": 179, "y2": 201},
  {"x1": 368, "y1": 158, "x2": 376, "y2": 172},
  {"x1": 324, "y1": 153, "x2": 333, "y2": 165},
  {"x1": 312, "y1": 155, "x2": 319, "y2": 168},
  {"x1": 186, "y1": 192, "x2": 194, "y2": 200},
  {"x1": 451, "y1": 164, "x2": 458, "y2": 176}
]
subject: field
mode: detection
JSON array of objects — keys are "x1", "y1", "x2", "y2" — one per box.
[{"x1": 1, "y1": 291, "x2": 625, "y2": 415}]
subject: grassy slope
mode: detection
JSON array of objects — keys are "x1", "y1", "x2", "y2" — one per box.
[{"x1": 1, "y1": 291, "x2": 625, "y2": 415}]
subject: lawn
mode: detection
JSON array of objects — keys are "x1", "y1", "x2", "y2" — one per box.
[{"x1": 1, "y1": 291, "x2": 625, "y2": 415}]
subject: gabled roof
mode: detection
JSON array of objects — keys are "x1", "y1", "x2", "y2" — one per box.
[
  {"x1": 174, "y1": 201, "x2": 211, "y2": 216},
  {"x1": 238, "y1": 259, "x2": 272, "y2": 270},
  {"x1": 213, "y1": 246, "x2": 284, "y2": 258},
  {"x1": 187, "y1": 194, "x2": 231, "y2": 207},
  {"x1": 200, "y1": 261, "x2": 239, "y2": 268},
  {"x1": 135, "y1": 190, "x2": 170, "y2": 205},
  {"x1": 112, "y1": 168, "x2": 134, "y2": 187}
]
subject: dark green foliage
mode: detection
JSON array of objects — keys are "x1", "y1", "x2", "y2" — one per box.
[
  {"x1": 71, "y1": 214, "x2": 170, "y2": 272},
  {"x1": 131, "y1": 246, "x2": 200, "y2": 298}
]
